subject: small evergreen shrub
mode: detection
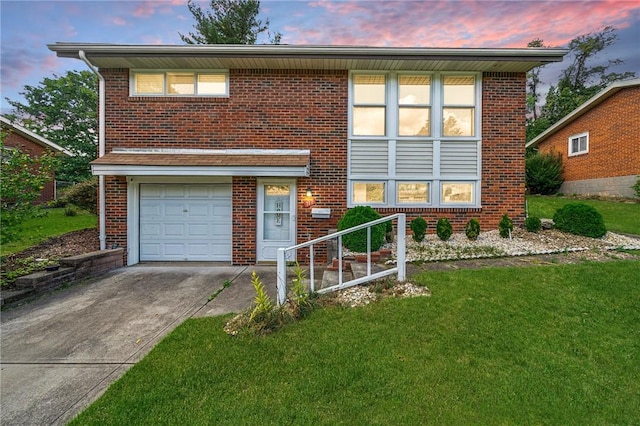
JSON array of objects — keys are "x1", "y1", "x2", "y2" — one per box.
[
  {"x1": 410, "y1": 217, "x2": 427, "y2": 242},
  {"x1": 63, "y1": 207, "x2": 77, "y2": 217},
  {"x1": 436, "y1": 218, "x2": 452, "y2": 241},
  {"x1": 552, "y1": 203, "x2": 607, "y2": 238},
  {"x1": 337, "y1": 206, "x2": 385, "y2": 252},
  {"x1": 64, "y1": 178, "x2": 98, "y2": 214},
  {"x1": 632, "y1": 177, "x2": 640, "y2": 198},
  {"x1": 526, "y1": 151, "x2": 563, "y2": 195},
  {"x1": 385, "y1": 220, "x2": 394, "y2": 243},
  {"x1": 525, "y1": 216, "x2": 542, "y2": 233},
  {"x1": 499, "y1": 214, "x2": 513, "y2": 238},
  {"x1": 465, "y1": 218, "x2": 480, "y2": 240}
]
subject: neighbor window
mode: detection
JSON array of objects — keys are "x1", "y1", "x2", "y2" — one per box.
[
  {"x1": 568, "y1": 132, "x2": 589, "y2": 156},
  {"x1": 132, "y1": 71, "x2": 228, "y2": 96}
]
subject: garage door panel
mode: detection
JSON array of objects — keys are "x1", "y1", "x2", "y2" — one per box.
[{"x1": 140, "y1": 184, "x2": 232, "y2": 261}]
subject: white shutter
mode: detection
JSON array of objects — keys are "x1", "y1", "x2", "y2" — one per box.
[
  {"x1": 396, "y1": 140, "x2": 433, "y2": 176},
  {"x1": 350, "y1": 140, "x2": 388, "y2": 175},
  {"x1": 440, "y1": 141, "x2": 477, "y2": 176}
]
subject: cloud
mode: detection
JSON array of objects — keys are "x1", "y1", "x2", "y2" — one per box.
[
  {"x1": 111, "y1": 16, "x2": 128, "y2": 26},
  {"x1": 0, "y1": 46, "x2": 62, "y2": 94}
]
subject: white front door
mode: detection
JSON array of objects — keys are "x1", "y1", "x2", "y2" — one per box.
[{"x1": 257, "y1": 180, "x2": 296, "y2": 261}]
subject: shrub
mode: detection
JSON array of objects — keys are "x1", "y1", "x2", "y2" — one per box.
[
  {"x1": 385, "y1": 220, "x2": 394, "y2": 243},
  {"x1": 632, "y1": 177, "x2": 640, "y2": 198},
  {"x1": 525, "y1": 216, "x2": 542, "y2": 233},
  {"x1": 499, "y1": 214, "x2": 513, "y2": 238},
  {"x1": 552, "y1": 203, "x2": 607, "y2": 238},
  {"x1": 526, "y1": 151, "x2": 563, "y2": 195},
  {"x1": 65, "y1": 178, "x2": 98, "y2": 214},
  {"x1": 410, "y1": 217, "x2": 427, "y2": 242},
  {"x1": 63, "y1": 207, "x2": 77, "y2": 217},
  {"x1": 337, "y1": 206, "x2": 385, "y2": 252},
  {"x1": 436, "y1": 218, "x2": 452, "y2": 241},
  {"x1": 465, "y1": 218, "x2": 480, "y2": 240}
]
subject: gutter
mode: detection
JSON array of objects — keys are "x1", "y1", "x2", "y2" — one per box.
[{"x1": 79, "y1": 50, "x2": 107, "y2": 251}]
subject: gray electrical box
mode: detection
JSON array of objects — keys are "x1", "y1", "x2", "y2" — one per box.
[{"x1": 311, "y1": 208, "x2": 331, "y2": 219}]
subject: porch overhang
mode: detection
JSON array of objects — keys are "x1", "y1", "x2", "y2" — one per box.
[{"x1": 91, "y1": 148, "x2": 310, "y2": 177}]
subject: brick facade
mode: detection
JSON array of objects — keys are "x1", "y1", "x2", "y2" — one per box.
[
  {"x1": 535, "y1": 85, "x2": 640, "y2": 195},
  {"x1": 2, "y1": 129, "x2": 57, "y2": 204},
  {"x1": 100, "y1": 68, "x2": 527, "y2": 265}
]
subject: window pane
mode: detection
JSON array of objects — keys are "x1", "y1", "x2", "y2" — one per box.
[
  {"x1": 198, "y1": 74, "x2": 226, "y2": 95},
  {"x1": 353, "y1": 107, "x2": 386, "y2": 135},
  {"x1": 354, "y1": 75, "x2": 385, "y2": 104},
  {"x1": 441, "y1": 182, "x2": 474, "y2": 204},
  {"x1": 579, "y1": 136, "x2": 587, "y2": 151},
  {"x1": 571, "y1": 138, "x2": 580, "y2": 153},
  {"x1": 135, "y1": 74, "x2": 164, "y2": 94},
  {"x1": 443, "y1": 108, "x2": 474, "y2": 136},
  {"x1": 399, "y1": 75, "x2": 431, "y2": 104},
  {"x1": 443, "y1": 76, "x2": 475, "y2": 105},
  {"x1": 167, "y1": 73, "x2": 195, "y2": 95},
  {"x1": 398, "y1": 182, "x2": 429, "y2": 203},
  {"x1": 399, "y1": 107, "x2": 430, "y2": 136},
  {"x1": 353, "y1": 182, "x2": 385, "y2": 203}
]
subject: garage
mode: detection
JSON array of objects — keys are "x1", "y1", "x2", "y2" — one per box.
[{"x1": 139, "y1": 184, "x2": 232, "y2": 261}]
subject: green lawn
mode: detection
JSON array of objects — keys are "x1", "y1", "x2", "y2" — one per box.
[
  {"x1": 527, "y1": 195, "x2": 640, "y2": 235},
  {"x1": 1, "y1": 207, "x2": 96, "y2": 255},
  {"x1": 71, "y1": 260, "x2": 640, "y2": 425}
]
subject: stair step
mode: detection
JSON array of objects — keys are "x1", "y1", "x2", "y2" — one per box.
[
  {"x1": 350, "y1": 262, "x2": 387, "y2": 279},
  {"x1": 321, "y1": 269, "x2": 354, "y2": 289}
]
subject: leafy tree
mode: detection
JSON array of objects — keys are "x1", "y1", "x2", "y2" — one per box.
[
  {"x1": 180, "y1": 0, "x2": 281, "y2": 44},
  {"x1": 0, "y1": 133, "x2": 55, "y2": 244},
  {"x1": 5, "y1": 70, "x2": 98, "y2": 182},
  {"x1": 526, "y1": 38, "x2": 547, "y2": 121}
]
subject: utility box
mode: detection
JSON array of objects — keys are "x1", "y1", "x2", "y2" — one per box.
[{"x1": 311, "y1": 208, "x2": 331, "y2": 219}]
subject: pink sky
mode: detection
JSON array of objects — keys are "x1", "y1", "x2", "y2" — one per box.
[{"x1": 1, "y1": 0, "x2": 639, "y2": 112}]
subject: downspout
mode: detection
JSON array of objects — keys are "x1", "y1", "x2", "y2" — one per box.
[{"x1": 79, "y1": 51, "x2": 107, "y2": 250}]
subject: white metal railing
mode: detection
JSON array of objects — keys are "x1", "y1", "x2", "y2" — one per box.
[{"x1": 276, "y1": 213, "x2": 406, "y2": 305}]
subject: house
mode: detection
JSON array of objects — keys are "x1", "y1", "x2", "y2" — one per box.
[
  {"x1": 526, "y1": 79, "x2": 640, "y2": 198},
  {"x1": 48, "y1": 43, "x2": 566, "y2": 265},
  {"x1": 0, "y1": 116, "x2": 71, "y2": 204}
]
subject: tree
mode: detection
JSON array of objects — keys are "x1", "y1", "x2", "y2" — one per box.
[
  {"x1": 527, "y1": 26, "x2": 636, "y2": 141},
  {"x1": 526, "y1": 38, "x2": 547, "y2": 121},
  {"x1": 0, "y1": 133, "x2": 55, "y2": 244},
  {"x1": 5, "y1": 70, "x2": 98, "y2": 182},
  {"x1": 180, "y1": 0, "x2": 281, "y2": 45}
]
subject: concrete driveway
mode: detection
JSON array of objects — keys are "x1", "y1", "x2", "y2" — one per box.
[{"x1": 1, "y1": 264, "x2": 277, "y2": 425}]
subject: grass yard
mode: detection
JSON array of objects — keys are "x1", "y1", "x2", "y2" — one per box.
[
  {"x1": 527, "y1": 195, "x2": 640, "y2": 235},
  {"x1": 1, "y1": 207, "x2": 96, "y2": 255},
  {"x1": 71, "y1": 260, "x2": 640, "y2": 425}
]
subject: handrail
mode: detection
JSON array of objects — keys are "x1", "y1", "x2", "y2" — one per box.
[{"x1": 276, "y1": 213, "x2": 406, "y2": 305}]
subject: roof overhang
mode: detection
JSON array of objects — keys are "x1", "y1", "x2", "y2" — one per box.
[
  {"x1": 48, "y1": 43, "x2": 567, "y2": 73},
  {"x1": 0, "y1": 116, "x2": 73, "y2": 156},
  {"x1": 91, "y1": 148, "x2": 310, "y2": 177},
  {"x1": 527, "y1": 78, "x2": 640, "y2": 148}
]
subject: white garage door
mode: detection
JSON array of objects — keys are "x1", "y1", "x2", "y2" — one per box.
[{"x1": 139, "y1": 184, "x2": 232, "y2": 261}]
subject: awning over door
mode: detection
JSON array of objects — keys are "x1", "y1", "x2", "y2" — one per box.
[{"x1": 91, "y1": 148, "x2": 310, "y2": 177}]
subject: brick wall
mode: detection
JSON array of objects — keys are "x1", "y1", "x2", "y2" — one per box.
[
  {"x1": 537, "y1": 86, "x2": 640, "y2": 181},
  {"x1": 100, "y1": 69, "x2": 526, "y2": 264},
  {"x1": 2, "y1": 130, "x2": 57, "y2": 204}
]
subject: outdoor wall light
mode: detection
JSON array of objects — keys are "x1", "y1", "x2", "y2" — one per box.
[{"x1": 303, "y1": 187, "x2": 316, "y2": 208}]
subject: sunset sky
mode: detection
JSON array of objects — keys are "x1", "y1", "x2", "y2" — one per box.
[{"x1": 1, "y1": 0, "x2": 639, "y2": 113}]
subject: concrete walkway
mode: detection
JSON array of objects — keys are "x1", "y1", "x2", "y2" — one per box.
[{"x1": 0, "y1": 264, "x2": 278, "y2": 426}]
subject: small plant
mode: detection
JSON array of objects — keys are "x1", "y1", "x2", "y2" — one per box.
[
  {"x1": 288, "y1": 262, "x2": 314, "y2": 318},
  {"x1": 250, "y1": 270, "x2": 273, "y2": 321},
  {"x1": 436, "y1": 218, "x2": 452, "y2": 241},
  {"x1": 465, "y1": 218, "x2": 480, "y2": 240},
  {"x1": 525, "y1": 216, "x2": 542, "y2": 233},
  {"x1": 632, "y1": 176, "x2": 640, "y2": 198},
  {"x1": 499, "y1": 214, "x2": 513, "y2": 238},
  {"x1": 385, "y1": 220, "x2": 394, "y2": 243},
  {"x1": 337, "y1": 206, "x2": 385, "y2": 252},
  {"x1": 525, "y1": 151, "x2": 563, "y2": 195},
  {"x1": 208, "y1": 279, "x2": 232, "y2": 301},
  {"x1": 63, "y1": 207, "x2": 77, "y2": 217},
  {"x1": 410, "y1": 217, "x2": 427, "y2": 242},
  {"x1": 552, "y1": 203, "x2": 607, "y2": 238}
]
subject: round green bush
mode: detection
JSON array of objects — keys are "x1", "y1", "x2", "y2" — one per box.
[
  {"x1": 499, "y1": 214, "x2": 513, "y2": 238},
  {"x1": 465, "y1": 218, "x2": 480, "y2": 240},
  {"x1": 525, "y1": 216, "x2": 542, "y2": 233},
  {"x1": 337, "y1": 206, "x2": 385, "y2": 252},
  {"x1": 552, "y1": 203, "x2": 607, "y2": 238},
  {"x1": 436, "y1": 218, "x2": 452, "y2": 241},
  {"x1": 410, "y1": 217, "x2": 427, "y2": 242}
]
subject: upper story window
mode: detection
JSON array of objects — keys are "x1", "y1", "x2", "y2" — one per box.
[
  {"x1": 442, "y1": 76, "x2": 475, "y2": 136},
  {"x1": 352, "y1": 75, "x2": 386, "y2": 135},
  {"x1": 568, "y1": 132, "x2": 588, "y2": 156},
  {"x1": 398, "y1": 75, "x2": 431, "y2": 136},
  {"x1": 131, "y1": 71, "x2": 228, "y2": 96}
]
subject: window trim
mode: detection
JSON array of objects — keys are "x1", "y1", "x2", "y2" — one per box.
[
  {"x1": 130, "y1": 69, "x2": 229, "y2": 97},
  {"x1": 568, "y1": 132, "x2": 589, "y2": 157}
]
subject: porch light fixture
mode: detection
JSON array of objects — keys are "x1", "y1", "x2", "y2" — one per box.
[{"x1": 303, "y1": 187, "x2": 316, "y2": 208}]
